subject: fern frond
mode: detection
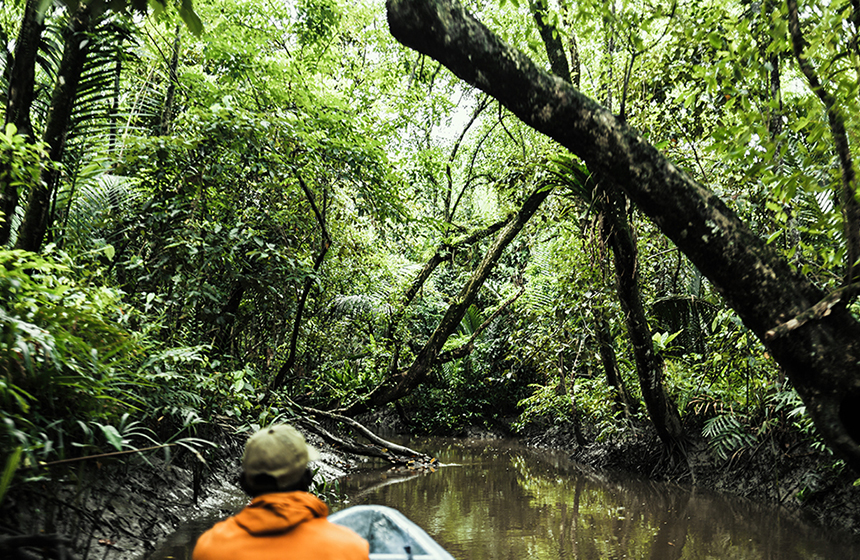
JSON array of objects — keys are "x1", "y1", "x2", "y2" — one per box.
[{"x1": 702, "y1": 413, "x2": 755, "y2": 461}]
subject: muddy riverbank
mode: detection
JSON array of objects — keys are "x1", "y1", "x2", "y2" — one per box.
[
  {"x1": 0, "y1": 423, "x2": 362, "y2": 560},
  {"x1": 519, "y1": 417, "x2": 860, "y2": 537}
]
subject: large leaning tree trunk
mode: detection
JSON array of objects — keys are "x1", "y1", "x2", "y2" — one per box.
[{"x1": 385, "y1": 0, "x2": 860, "y2": 471}]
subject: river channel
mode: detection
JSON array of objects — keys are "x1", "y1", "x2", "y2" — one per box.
[{"x1": 145, "y1": 437, "x2": 859, "y2": 559}]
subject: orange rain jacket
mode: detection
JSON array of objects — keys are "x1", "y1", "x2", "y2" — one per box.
[{"x1": 192, "y1": 491, "x2": 369, "y2": 560}]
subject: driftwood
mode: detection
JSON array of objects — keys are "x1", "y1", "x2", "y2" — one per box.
[{"x1": 282, "y1": 397, "x2": 438, "y2": 467}]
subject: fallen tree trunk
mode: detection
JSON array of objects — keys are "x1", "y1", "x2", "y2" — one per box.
[{"x1": 385, "y1": 0, "x2": 860, "y2": 471}]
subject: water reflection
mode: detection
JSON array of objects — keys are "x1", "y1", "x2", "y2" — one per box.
[
  {"x1": 143, "y1": 438, "x2": 858, "y2": 560},
  {"x1": 331, "y1": 438, "x2": 858, "y2": 560}
]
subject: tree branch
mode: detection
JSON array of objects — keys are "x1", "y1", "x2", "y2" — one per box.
[
  {"x1": 340, "y1": 183, "x2": 552, "y2": 415},
  {"x1": 399, "y1": 216, "x2": 512, "y2": 311},
  {"x1": 435, "y1": 286, "x2": 525, "y2": 364},
  {"x1": 765, "y1": 282, "x2": 860, "y2": 340},
  {"x1": 271, "y1": 173, "x2": 332, "y2": 389},
  {"x1": 787, "y1": 0, "x2": 860, "y2": 292},
  {"x1": 384, "y1": 0, "x2": 860, "y2": 472}
]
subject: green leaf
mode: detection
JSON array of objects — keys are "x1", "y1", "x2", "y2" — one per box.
[
  {"x1": 708, "y1": 32, "x2": 722, "y2": 49},
  {"x1": 0, "y1": 447, "x2": 23, "y2": 506},
  {"x1": 179, "y1": 0, "x2": 204, "y2": 35},
  {"x1": 98, "y1": 424, "x2": 124, "y2": 451}
]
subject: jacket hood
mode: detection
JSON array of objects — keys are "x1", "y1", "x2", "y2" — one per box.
[{"x1": 234, "y1": 492, "x2": 329, "y2": 536}]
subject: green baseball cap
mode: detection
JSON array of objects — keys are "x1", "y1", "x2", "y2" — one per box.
[{"x1": 242, "y1": 424, "x2": 320, "y2": 489}]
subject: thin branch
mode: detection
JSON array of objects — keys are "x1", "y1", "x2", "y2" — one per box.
[
  {"x1": 765, "y1": 282, "x2": 860, "y2": 340},
  {"x1": 668, "y1": 109, "x2": 709, "y2": 182},
  {"x1": 305, "y1": 406, "x2": 427, "y2": 458},
  {"x1": 497, "y1": 101, "x2": 524, "y2": 160},
  {"x1": 787, "y1": 0, "x2": 860, "y2": 291},
  {"x1": 399, "y1": 216, "x2": 512, "y2": 310},
  {"x1": 271, "y1": 173, "x2": 332, "y2": 389},
  {"x1": 450, "y1": 122, "x2": 499, "y2": 220},
  {"x1": 435, "y1": 286, "x2": 525, "y2": 364},
  {"x1": 34, "y1": 444, "x2": 177, "y2": 468},
  {"x1": 444, "y1": 95, "x2": 490, "y2": 221}
]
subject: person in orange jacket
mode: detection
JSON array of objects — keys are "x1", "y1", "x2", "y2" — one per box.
[{"x1": 192, "y1": 424, "x2": 369, "y2": 560}]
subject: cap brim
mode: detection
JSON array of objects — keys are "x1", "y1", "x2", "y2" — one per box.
[{"x1": 307, "y1": 444, "x2": 320, "y2": 462}]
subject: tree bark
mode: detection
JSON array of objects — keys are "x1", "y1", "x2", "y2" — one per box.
[
  {"x1": 0, "y1": 0, "x2": 45, "y2": 246},
  {"x1": 399, "y1": 216, "x2": 509, "y2": 311},
  {"x1": 385, "y1": 0, "x2": 860, "y2": 471},
  {"x1": 272, "y1": 175, "x2": 331, "y2": 390},
  {"x1": 435, "y1": 286, "x2": 524, "y2": 364},
  {"x1": 592, "y1": 301, "x2": 636, "y2": 417},
  {"x1": 15, "y1": 2, "x2": 100, "y2": 252},
  {"x1": 601, "y1": 182, "x2": 684, "y2": 448},
  {"x1": 159, "y1": 25, "x2": 181, "y2": 136},
  {"x1": 528, "y1": 0, "x2": 675, "y2": 444},
  {"x1": 529, "y1": 0, "x2": 571, "y2": 82}
]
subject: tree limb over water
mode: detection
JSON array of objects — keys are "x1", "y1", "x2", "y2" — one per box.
[{"x1": 384, "y1": 0, "x2": 860, "y2": 471}]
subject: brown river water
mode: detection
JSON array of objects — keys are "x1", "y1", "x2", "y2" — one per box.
[{"x1": 145, "y1": 437, "x2": 860, "y2": 559}]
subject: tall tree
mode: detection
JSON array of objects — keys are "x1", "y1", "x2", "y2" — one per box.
[
  {"x1": 2, "y1": 0, "x2": 202, "y2": 250},
  {"x1": 529, "y1": 0, "x2": 684, "y2": 450},
  {"x1": 0, "y1": 0, "x2": 45, "y2": 245}
]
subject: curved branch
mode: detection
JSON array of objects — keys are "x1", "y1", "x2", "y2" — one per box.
[
  {"x1": 341, "y1": 183, "x2": 552, "y2": 416},
  {"x1": 271, "y1": 173, "x2": 332, "y2": 390},
  {"x1": 435, "y1": 286, "x2": 524, "y2": 364},
  {"x1": 787, "y1": 0, "x2": 860, "y2": 291}
]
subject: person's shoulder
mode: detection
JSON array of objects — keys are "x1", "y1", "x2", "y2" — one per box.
[{"x1": 192, "y1": 517, "x2": 242, "y2": 560}]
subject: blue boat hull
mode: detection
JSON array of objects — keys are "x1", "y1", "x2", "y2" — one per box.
[{"x1": 329, "y1": 505, "x2": 456, "y2": 560}]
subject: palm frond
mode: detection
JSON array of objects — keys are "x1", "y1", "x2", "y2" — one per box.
[
  {"x1": 330, "y1": 293, "x2": 392, "y2": 318},
  {"x1": 459, "y1": 304, "x2": 482, "y2": 335},
  {"x1": 60, "y1": 173, "x2": 141, "y2": 251},
  {"x1": 650, "y1": 295, "x2": 717, "y2": 355},
  {"x1": 702, "y1": 413, "x2": 756, "y2": 461}
]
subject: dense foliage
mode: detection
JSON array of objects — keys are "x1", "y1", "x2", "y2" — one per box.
[{"x1": 2, "y1": 0, "x2": 860, "y2": 508}]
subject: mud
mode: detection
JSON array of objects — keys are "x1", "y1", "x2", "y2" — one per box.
[
  {"x1": 0, "y1": 425, "x2": 361, "y2": 560},
  {"x1": 4, "y1": 412, "x2": 859, "y2": 559}
]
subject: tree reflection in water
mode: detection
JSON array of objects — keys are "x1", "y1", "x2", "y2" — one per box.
[{"x1": 332, "y1": 438, "x2": 857, "y2": 560}]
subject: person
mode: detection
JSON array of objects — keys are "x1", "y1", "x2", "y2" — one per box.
[{"x1": 192, "y1": 424, "x2": 369, "y2": 560}]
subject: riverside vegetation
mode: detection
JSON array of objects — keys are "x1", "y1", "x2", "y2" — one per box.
[{"x1": 2, "y1": 0, "x2": 860, "y2": 557}]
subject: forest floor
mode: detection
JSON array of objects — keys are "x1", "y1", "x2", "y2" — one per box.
[{"x1": 517, "y1": 416, "x2": 860, "y2": 538}]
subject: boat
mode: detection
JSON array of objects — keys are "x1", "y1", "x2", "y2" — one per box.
[{"x1": 329, "y1": 504, "x2": 456, "y2": 560}]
